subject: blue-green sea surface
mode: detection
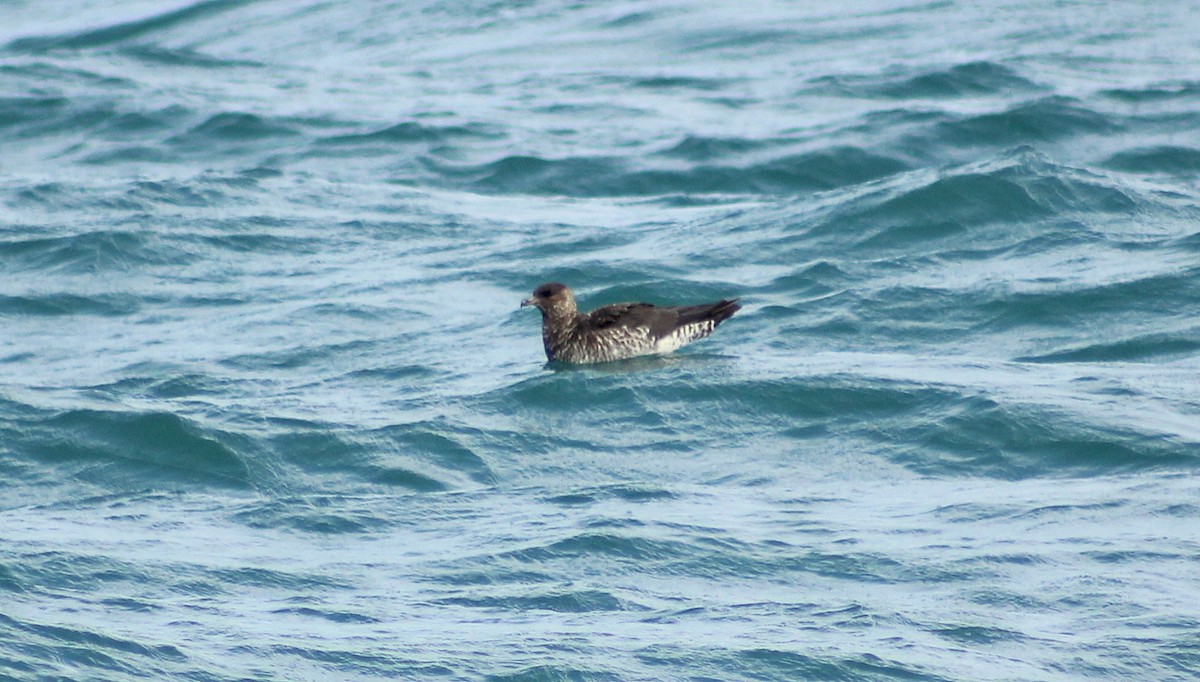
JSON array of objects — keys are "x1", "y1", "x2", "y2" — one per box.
[{"x1": 3, "y1": 1, "x2": 1200, "y2": 680}]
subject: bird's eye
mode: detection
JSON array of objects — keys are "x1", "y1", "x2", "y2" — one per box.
[{"x1": 537, "y1": 287, "x2": 551, "y2": 297}]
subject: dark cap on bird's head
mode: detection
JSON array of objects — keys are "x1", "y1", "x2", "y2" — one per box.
[{"x1": 520, "y1": 282, "x2": 576, "y2": 315}]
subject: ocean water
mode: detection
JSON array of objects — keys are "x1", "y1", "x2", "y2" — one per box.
[{"x1": 3, "y1": 0, "x2": 1200, "y2": 679}]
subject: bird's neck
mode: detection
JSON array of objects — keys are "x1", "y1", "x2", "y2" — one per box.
[
  {"x1": 540, "y1": 302, "x2": 578, "y2": 325},
  {"x1": 542, "y1": 309, "x2": 581, "y2": 332},
  {"x1": 540, "y1": 307, "x2": 582, "y2": 358}
]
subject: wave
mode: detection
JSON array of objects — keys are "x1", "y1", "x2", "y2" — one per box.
[
  {"x1": 0, "y1": 228, "x2": 184, "y2": 274},
  {"x1": 981, "y1": 267, "x2": 1200, "y2": 335},
  {"x1": 656, "y1": 134, "x2": 777, "y2": 161},
  {"x1": 0, "y1": 292, "x2": 142, "y2": 317},
  {"x1": 434, "y1": 588, "x2": 647, "y2": 613},
  {"x1": 0, "y1": 395, "x2": 509, "y2": 503},
  {"x1": 807, "y1": 60, "x2": 1044, "y2": 99},
  {"x1": 0, "y1": 96, "x2": 135, "y2": 143},
  {"x1": 0, "y1": 610, "x2": 186, "y2": 675},
  {"x1": 544, "y1": 483, "x2": 677, "y2": 506},
  {"x1": 425, "y1": 146, "x2": 909, "y2": 197},
  {"x1": 0, "y1": 62, "x2": 136, "y2": 89},
  {"x1": 1101, "y1": 81, "x2": 1200, "y2": 103},
  {"x1": 0, "y1": 91, "x2": 189, "y2": 165},
  {"x1": 893, "y1": 393, "x2": 1199, "y2": 479},
  {"x1": 923, "y1": 96, "x2": 1119, "y2": 149},
  {"x1": 315, "y1": 121, "x2": 501, "y2": 147},
  {"x1": 634, "y1": 645, "x2": 943, "y2": 682},
  {"x1": 754, "y1": 150, "x2": 1142, "y2": 262},
  {"x1": 231, "y1": 496, "x2": 395, "y2": 534},
  {"x1": 256, "y1": 417, "x2": 497, "y2": 494},
  {"x1": 166, "y1": 112, "x2": 302, "y2": 156},
  {"x1": 0, "y1": 94, "x2": 72, "y2": 130},
  {"x1": 7, "y1": 0, "x2": 256, "y2": 52},
  {"x1": 482, "y1": 356, "x2": 1200, "y2": 482},
  {"x1": 1102, "y1": 145, "x2": 1200, "y2": 175},
  {"x1": 117, "y1": 44, "x2": 264, "y2": 69},
  {"x1": 3, "y1": 406, "x2": 252, "y2": 492},
  {"x1": 1019, "y1": 331, "x2": 1200, "y2": 363}
]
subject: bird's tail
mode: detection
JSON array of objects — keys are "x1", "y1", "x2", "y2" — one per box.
[{"x1": 676, "y1": 298, "x2": 742, "y2": 327}]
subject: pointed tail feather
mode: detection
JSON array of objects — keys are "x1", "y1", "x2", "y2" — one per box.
[{"x1": 676, "y1": 298, "x2": 741, "y2": 327}]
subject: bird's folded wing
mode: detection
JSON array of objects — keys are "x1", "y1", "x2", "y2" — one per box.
[{"x1": 585, "y1": 302, "x2": 670, "y2": 333}]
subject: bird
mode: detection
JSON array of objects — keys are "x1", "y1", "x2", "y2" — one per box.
[{"x1": 520, "y1": 282, "x2": 741, "y2": 363}]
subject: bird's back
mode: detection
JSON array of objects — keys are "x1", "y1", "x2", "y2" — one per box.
[{"x1": 551, "y1": 298, "x2": 741, "y2": 363}]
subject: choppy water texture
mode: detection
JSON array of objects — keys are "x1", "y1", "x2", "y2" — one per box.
[{"x1": 3, "y1": 1, "x2": 1200, "y2": 680}]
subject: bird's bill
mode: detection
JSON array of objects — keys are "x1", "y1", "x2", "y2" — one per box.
[{"x1": 520, "y1": 297, "x2": 534, "y2": 308}]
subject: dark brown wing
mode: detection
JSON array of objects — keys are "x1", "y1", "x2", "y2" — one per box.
[
  {"x1": 585, "y1": 299, "x2": 741, "y2": 338},
  {"x1": 584, "y1": 302, "x2": 678, "y2": 336}
]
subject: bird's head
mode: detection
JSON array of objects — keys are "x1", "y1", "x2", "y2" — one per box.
[{"x1": 521, "y1": 282, "x2": 576, "y2": 318}]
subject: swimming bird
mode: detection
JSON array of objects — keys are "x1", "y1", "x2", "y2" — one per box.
[{"x1": 520, "y1": 282, "x2": 741, "y2": 363}]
